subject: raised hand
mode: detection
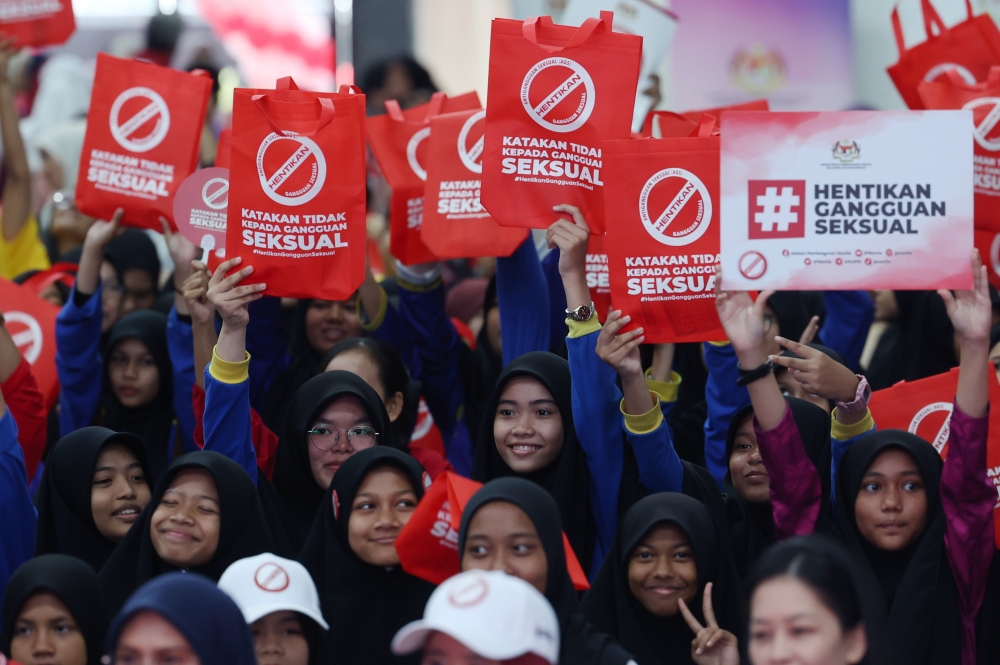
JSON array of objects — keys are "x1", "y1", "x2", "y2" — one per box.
[
  {"x1": 160, "y1": 217, "x2": 197, "y2": 288},
  {"x1": 547, "y1": 204, "x2": 591, "y2": 279},
  {"x1": 769, "y1": 337, "x2": 859, "y2": 403},
  {"x1": 206, "y1": 257, "x2": 265, "y2": 331},
  {"x1": 799, "y1": 315, "x2": 821, "y2": 345},
  {"x1": 595, "y1": 310, "x2": 645, "y2": 379},
  {"x1": 181, "y1": 261, "x2": 214, "y2": 325},
  {"x1": 77, "y1": 209, "x2": 124, "y2": 296},
  {"x1": 713, "y1": 264, "x2": 774, "y2": 361},
  {"x1": 84, "y1": 208, "x2": 124, "y2": 250},
  {"x1": 939, "y1": 249, "x2": 991, "y2": 346},
  {"x1": 678, "y1": 583, "x2": 740, "y2": 665}
]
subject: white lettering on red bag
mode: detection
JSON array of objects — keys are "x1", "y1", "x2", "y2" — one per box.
[
  {"x1": 457, "y1": 110, "x2": 486, "y2": 174},
  {"x1": 256, "y1": 133, "x2": 327, "y2": 206},
  {"x1": 520, "y1": 57, "x2": 595, "y2": 133},
  {"x1": 638, "y1": 168, "x2": 713, "y2": 246},
  {"x1": 109, "y1": 87, "x2": 171, "y2": 153},
  {"x1": 964, "y1": 97, "x2": 1000, "y2": 151},
  {"x1": 406, "y1": 127, "x2": 431, "y2": 181},
  {"x1": 0, "y1": 0, "x2": 63, "y2": 20},
  {"x1": 5, "y1": 311, "x2": 42, "y2": 364},
  {"x1": 909, "y1": 401, "x2": 953, "y2": 454}
]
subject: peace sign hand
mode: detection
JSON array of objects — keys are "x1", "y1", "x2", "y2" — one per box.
[{"x1": 678, "y1": 583, "x2": 739, "y2": 665}]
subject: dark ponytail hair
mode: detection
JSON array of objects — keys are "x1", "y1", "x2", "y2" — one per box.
[
  {"x1": 318, "y1": 338, "x2": 416, "y2": 444},
  {"x1": 748, "y1": 535, "x2": 863, "y2": 633}
]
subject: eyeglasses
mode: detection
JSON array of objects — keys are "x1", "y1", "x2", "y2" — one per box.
[{"x1": 307, "y1": 425, "x2": 379, "y2": 451}]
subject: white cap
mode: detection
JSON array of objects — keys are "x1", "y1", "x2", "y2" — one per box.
[
  {"x1": 391, "y1": 570, "x2": 559, "y2": 664},
  {"x1": 217, "y1": 553, "x2": 329, "y2": 630}
]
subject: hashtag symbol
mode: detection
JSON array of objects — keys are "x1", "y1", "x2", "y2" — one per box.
[{"x1": 755, "y1": 187, "x2": 799, "y2": 232}]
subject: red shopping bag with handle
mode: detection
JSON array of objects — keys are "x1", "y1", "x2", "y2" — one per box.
[
  {"x1": 868, "y1": 366, "x2": 1000, "y2": 548},
  {"x1": 481, "y1": 11, "x2": 642, "y2": 234},
  {"x1": 226, "y1": 82, "x2": 367, "y2": 300},
  {"x1": 639, "y1": 100, "x2": 769, "y2": 138},
  {"x1": 0, "y1": 277, "x2": 58, "y2": 408},
  {"x1": 919, "y1": 66, "x2": 1000, "y2": 231},
  {"x1": 0, "y1": 0, "x2": 75, "y2": 47},
  {"x1": 887, "y1": 0, "x2": 1000, "y2": 110},
  {"x1": 76, "y1": 54, "x2": 212, "y2": 230},
  {"x1": 585, "y1": 234, "x2": 612, "y2": 323},
  {"x1": 420, "y1": 108, "x2": 529, "y2": 259},
  {"x1": 603, "y1": 115, "x2": 725, "y2": 343},
  {"x1": 975, "y1": 227, "x2": 1000, "y2": 290},
  {"x1": 396, "y1": 472, "x2": 591, "y2": 589},
  {"x1": 367, "y1": 92, "x2": 480, "y2": 264}
]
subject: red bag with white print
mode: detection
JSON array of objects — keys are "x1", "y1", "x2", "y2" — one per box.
[
  {"x1": 367, "y1": 92, "x2": 481, "y2": 265},
  {"x1": 584, "y1": 234, "x2": 612, "y2": 323},
  {"x1": 420, "y1": 108, "x2": 529, "y2": 259},
  {"x1": 225, "y1": 81, "x2": 367, "y2": 300},
  {"x1": 919, "y1": 66, "x2": 1000, "y2": 231},
  {"x1": 0, "y1": 0, "x2": 75, "y2": 47},
  {"x1": 887, "y1": 0, "x2": 1000, "y2": 110},
  {"x1": 481, "y1": 11, "x2": 642, "y2": 233},
  {"x1": 76, "y1": 54, "x2": 212, "y2": 230},
  {"x1": 602, "y1": 115, "x2": 725, "y2": 343}
]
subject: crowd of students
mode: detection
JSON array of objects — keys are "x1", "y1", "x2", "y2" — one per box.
[{"x1": 1, "y1": 31, "x2": 999, "y2": 665}]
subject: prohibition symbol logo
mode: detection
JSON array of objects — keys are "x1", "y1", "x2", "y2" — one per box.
[
  {"x1": 201, "y1": 178, "x2": 229, "y2": 210},
  {"x1": 406, "y1": 127, "x2": 431, "y2": 181},
  {"x1": 254, "y1": 563, "x2": 290, "y2": 592},
  {"x1": 256, "y1": 132, "x2": 327, "y2": 206},
  {"x1": 457, "y1": 110, "x2": 486, "y2": 174},
  {"x1": 739, "y1": 251, "x2": 767, "y2": 280},
  {"x1": 963, "y1": 97, "x2": 1000, "y2": 151},
  {"x1": 448, "y1": 577, "x2": 489, "y2": 608},
  {"x1": 109, "y1": 87, "x2": 171, "y2": 153},
  {"x1": 521, "y1": 57, "x2": 595, "y2": 133},
  {"x1": 924, "y1": 62, "x2": 976, "y2": 84},
  {"x1": 6, "y1": 311, "x2": 42, "y2": 364},
  {"x1": 909, "y1": 402, "x2": 953, "y2": 453},
  {"x1": 638, "y1": 168, "x2": 712, "y2": 247}
]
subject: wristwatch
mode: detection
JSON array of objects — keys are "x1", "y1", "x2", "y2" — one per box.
[
  {"x1": 836, "y1": 375, "x2": 871, "y2": 414},
  {"x1": 566, "y1": 301, "x2": 595, "y2": 322}
]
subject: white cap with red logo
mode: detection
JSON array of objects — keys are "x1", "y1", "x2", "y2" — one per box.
[
  {"x1": 217, "y1": 553, "x2": 329, "y2": 629},
  {"x1": 391, "y1": 570, "x2": 559, "y2": 664}
]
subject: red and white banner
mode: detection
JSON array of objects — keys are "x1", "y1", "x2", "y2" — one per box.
[
  {"x1": 720, "y1": 111, "x2": 974, "y2": 291},
  {"x1": 196, "y1": 0, "x2": 335, "y2": 92},
  {"x1": 0, "y1": 0, "x2": 74, "y2": 47},
  {"x1": 0, "y1": 278, "x2": 58, "y2": 408}
]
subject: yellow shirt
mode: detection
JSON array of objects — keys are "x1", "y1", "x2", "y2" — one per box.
[{"x1": 0, "y1": 216, "x2": 49, "y2": 281}]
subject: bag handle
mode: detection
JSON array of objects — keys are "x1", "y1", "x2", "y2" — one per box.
[
  {"x1": 385, "y1": 92, "x2": 447, "y2": 123},
  {"x1": 251, "y1": 95, "x2": 336, "y2": 138},
  {"x1": 522, "y1": 11, "x2": 612, "y2": 53},
  {"x1": 385, "y1": 99, "x2": 405, "y2": 121},
  {"x1": 276, "y1": 77, "x2": 300, "y2": 91},
  {"x1": 339, "y1": 84, "x2": 363, "y2": 94},
  {"x1": 690, "y1": 114, "x2": 718, "y2": 138},
  {"x1": 893, "y1": 0, "x2": 975, "y2": 56}
]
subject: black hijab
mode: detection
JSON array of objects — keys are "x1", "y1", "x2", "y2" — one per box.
[
  {"x1": 458, "y1": 478, "x2": 634, "y2": 665},
  {"x1": 98, "y1": 451, "x2": 274, "y2": 615},
  {"x1": 104, "y1": 572, "x2": 256, "y2": 665},
  {"x1": 723, "y1": 397, "x2": 832, "y2": 581},
  {"x1": 867, "y1": 291, "x2": 957, "y2": 390},
  {"x1": 298, "y1": 446, "x2": 433, "y2": 665},
  {"x1": 34, "y1": 427, "x2": 150, "y2": 571},
  {"x1": 767, "y1": 292, "x2": 811, "y2": 344},
  {"x1": 833, "y1": 430, "x2": 962, "y2": 665},
  {"x1": 457, "y1": 274, "x2": 504, "y2": 443},
  {"x1": 583, "y1": 493, "x2": 746, "y2": 665},
  {"x1": 100, "y1": 310, "x2": 175, "y2": 481},
  {"x1": 260, "y1": 299, "x2": 324, "y2": 433},
  {"x1": 471, "y1": 352, "x2": 596, "y2": 573},
  {"x1": 103, "y1": 229, "x2": 160, "y2": 291},
  {"x1": 273, "y1": 370, "x2": 398, "y2": 549},
  {"x1": 1, "y1": 554, "x2": 108, "y2": 665}
]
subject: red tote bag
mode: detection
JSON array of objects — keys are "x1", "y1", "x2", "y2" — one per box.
[
  {"x1": 481, "y1": 11, "x2": 642, "y2": 234},
  {"x1": 420, "y1": 108, "x2": 529, "y2": 259},
  {"x1": 585, "y1": 234, "x2": 612, "y2": 323},
  {"x1": 367, "y1": 92, "x2": 480, "y2": 265},
  {"x1": 603, "y1": 116, "x2": 725, "y2": 343},
  {"x1": 919, "y1": 66, "x2": 1000, "y2": 231},
  {"x1": 0, "y1": 0, "x2": 75, "y2": 47},
  {"x1": 887, "y1": 0, "x2": 1000, "y2": 110},
  {"x1": 226, "y1": 84, "x2": 367, "y2": 301},
  {"x1": 76, "y1": 54, "x2": 212, "y2": 230}
]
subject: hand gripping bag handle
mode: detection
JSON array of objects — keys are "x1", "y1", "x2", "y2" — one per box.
[
  {"x1": 892, "y1": 0, "x2": 974, "y2": 56},
  {"x1": 522, "y1": 10, "x2": 613, "y2": 53},
  {"x1": 251, "y1": 95, "x2": 336, "y2": 138}
]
